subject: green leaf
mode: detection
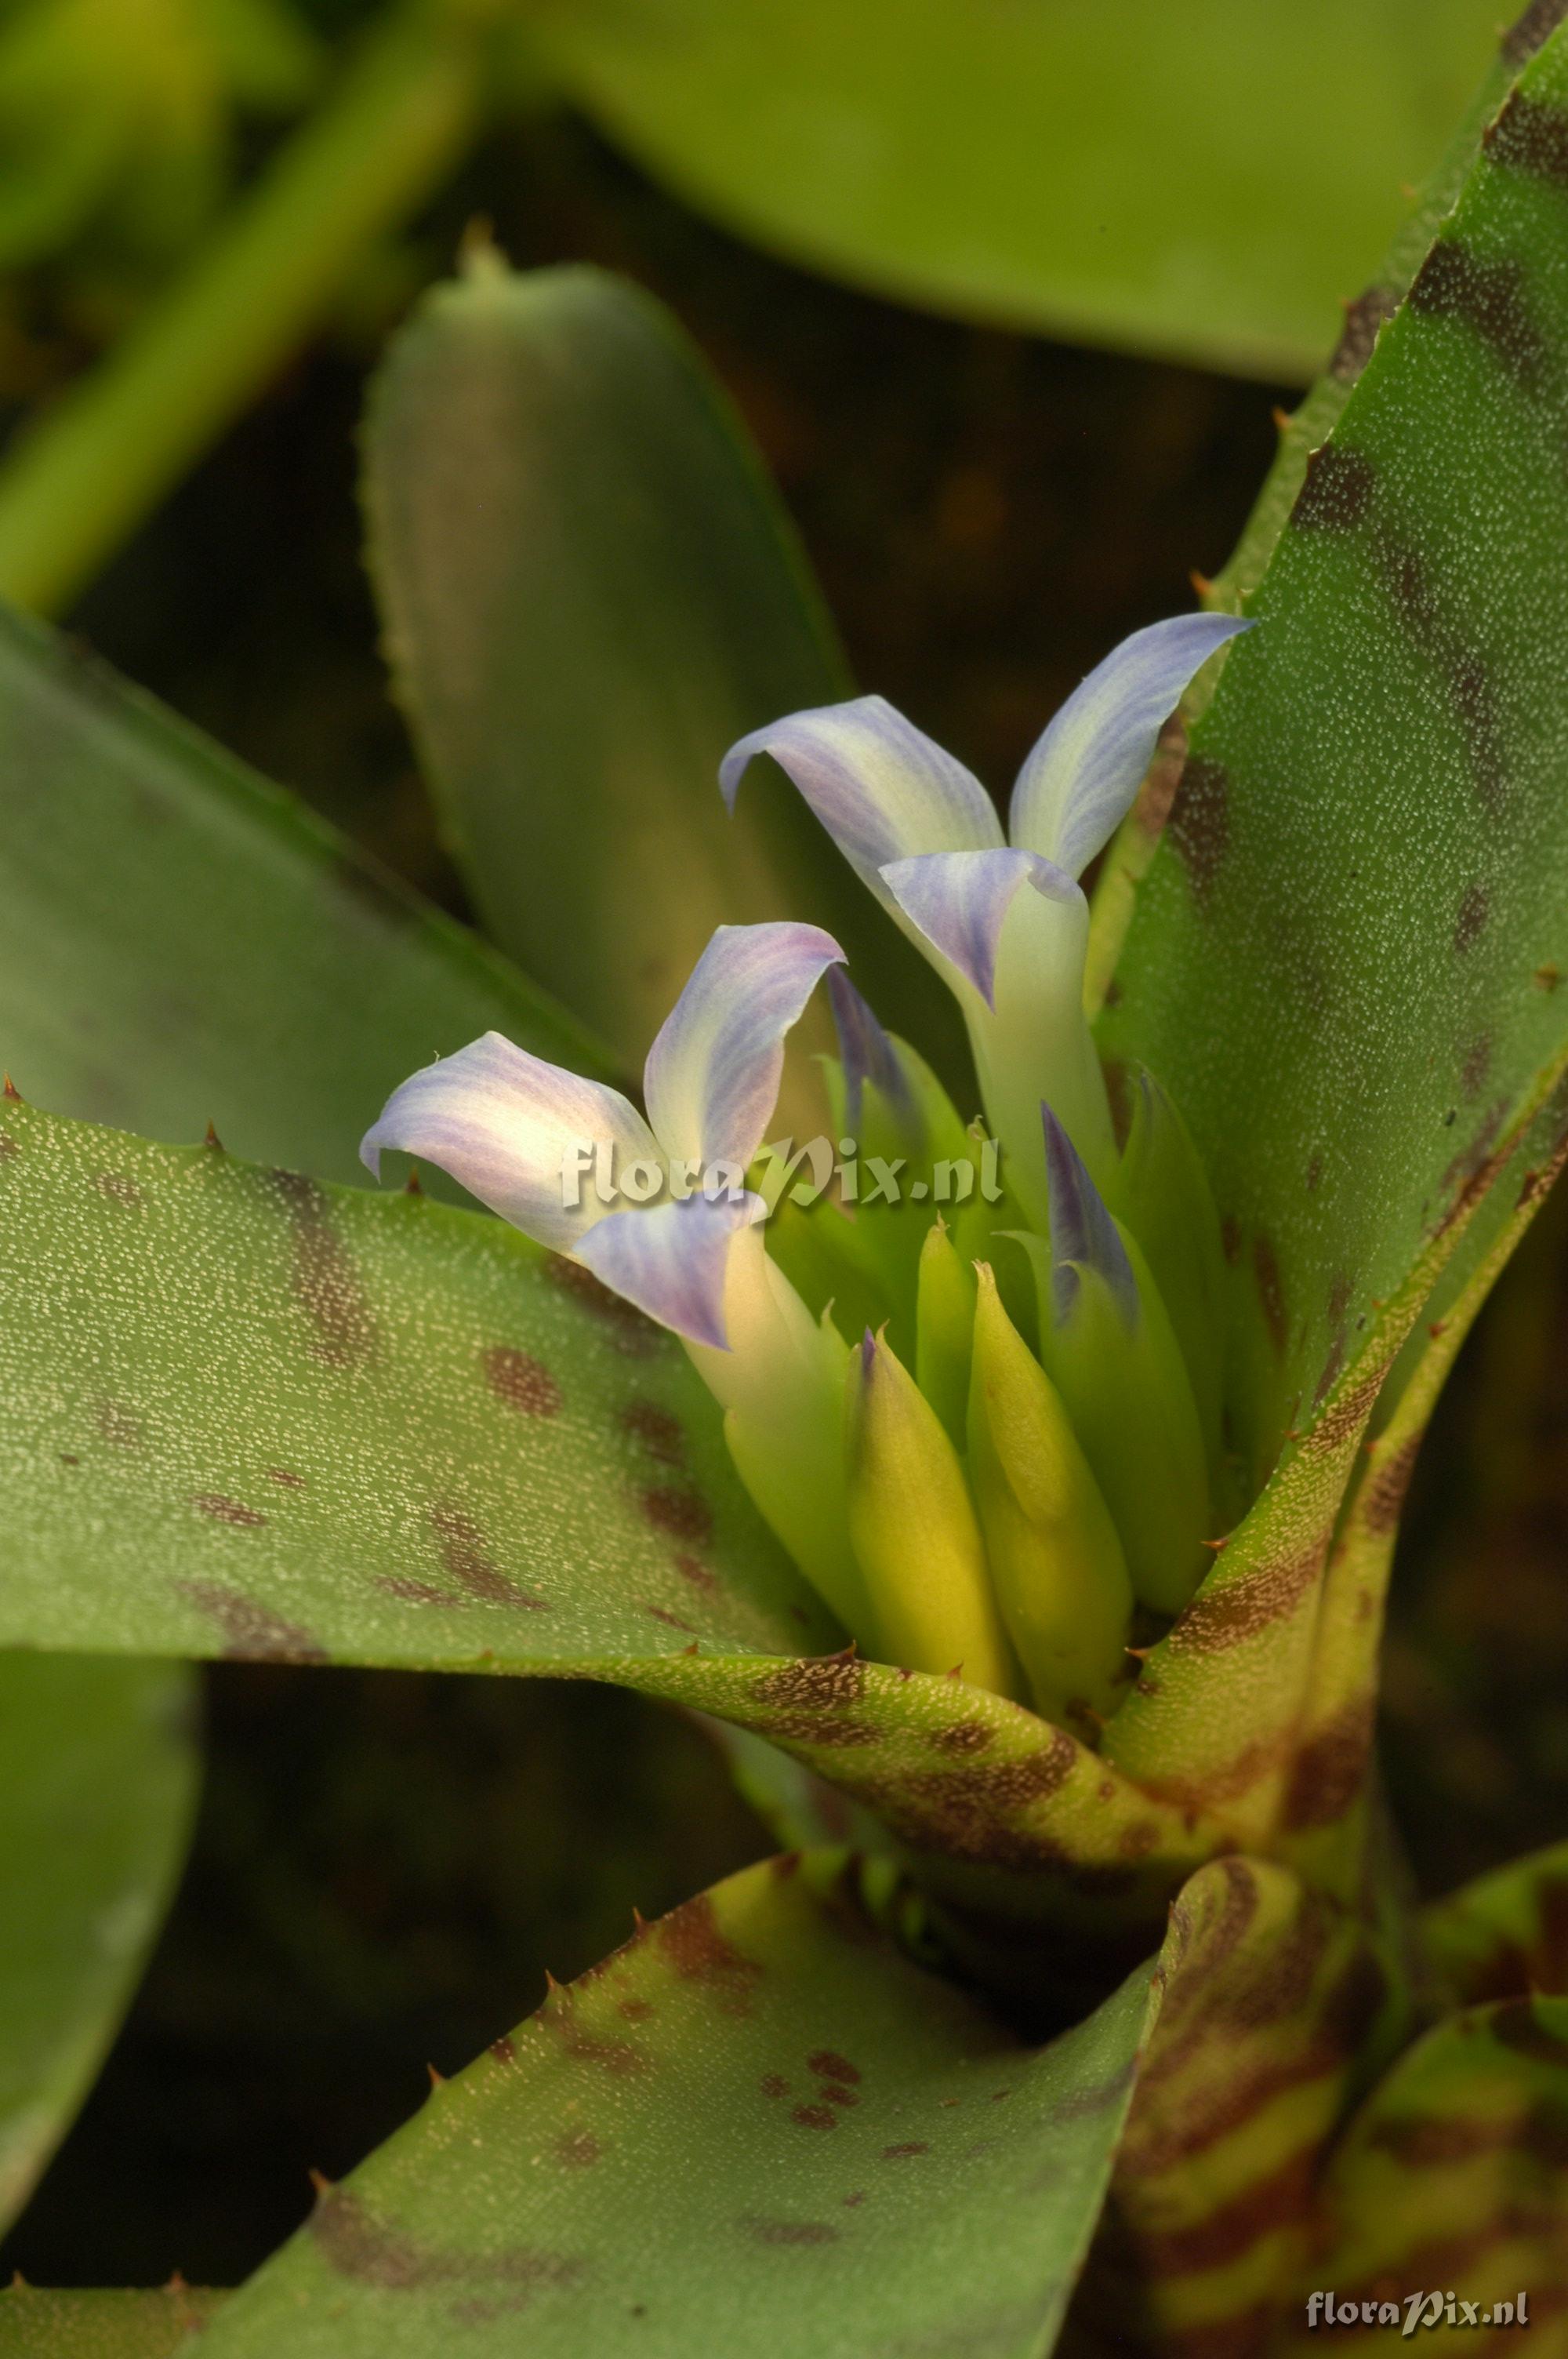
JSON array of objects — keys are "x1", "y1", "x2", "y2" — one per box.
[
  {"x1": 361, "y1": 261, "x2": 960, "y2": 1081},
  {"x1": 533, "y1": 0, "x2": 1508, "y2": 382},
  {"x1": 1421, "y1": 1838, "x2": 1568, "y2": 2006},
  {"x1": 1102, "y1": 23, "x2": 1568, "y2": 1484},
  {"x1": 0, "y1": 1099, "x2": 821, "y2": 1667},
  {"x1": 0, "y1": 599, "x2": 612, "y2": 1186},
  {"x1": 0, "y1": 1103, "x2": 1229, "y2": 1979},
  {"x1": 182, "y1": 1853, "x2": 1156, "y2": 2359},
  {"x1": 1281, "y1": 1994, "x2": 1568, "y2": 2328},
  {"x1": 1109, "y1": 1854, "x2": 1407, "y2": 2352},
  {"x1": 0, "y1": 1653, "x2": 198, "y2": 2231},
  {"x1": 0, "y1": 2287, "x2": 224, "y2": 2359}
]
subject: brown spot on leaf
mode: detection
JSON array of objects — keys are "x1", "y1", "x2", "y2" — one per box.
[
  {"x1": 1461, "y1": 1032, "x2": 1494, "y2": 1098},
  {"x1": 926, "y1": 1719, "x2": 994, "y2": 1756},
  {"x1": 751, "y1": 1652, "x2": 864, "y2": 1711},
  {"x1": 1359, "y1": 1432, "x2": 1423, "y2": 1535},
  {"x1": 1330, "y1": 287, "x2": 1399, "y2": 382},
  {"x1": 1455, "y1": 881, "x2": 1490, "y2": 952},
  {"x1": 555, "y1": 2132, "x2": 601, "y2": 2168},
  {"x1": 641, "y1": 1486, "x2": 712, "y2": 1545},
  {"x1": 544, "y1": 1254, "x2": 664, "y2": 1356},
  {"x1": 744, "y1": 2218, "x2": 840, "y2": 2246},
  {"x1": 1251, "y1": 1234, "x2": 1287, "y2": 1356},
  {"x1": 1282, "y1": 1697, "x2": 1375, "y2": 1830},
  {"x1": 267, "y1": 1467, "x2": 307, "y2": 1488},
  {"x1": 376, "y1": 1576, "x2": 455, "y2": 1605},
  {"x1": 267, "y1": 1169, "x2": 377, "y2": 1369},
  {"x1": 1220, "y1": 1214, "x2": 1241, "y2": 1263},
  {"x1": 490, "y1": 2034, "x2": 517, "y2": 2065},
  {"x1": 1312, "y1": 1332, "x2": 1347, "y2": 1410},
  {"x1": 0, "y1": 1132, "x2": 16, "y2": 1160},
  {"x1": 94, "y1": 1173, "x2": 142, "y2": 1208},
  {"x1": 881, "y1": 2143, "x2": 930, "y2": 2161},
  {"x1": 1409, "y1": 238, "x2": 1544, "y2": 387},
  {"x1": 1487, "y1": 87, "x2": 1568, "y2": 185},
  {"x1": 430, "y1": 1506, "x2": 547, "y2": 1608},
  {"x1": 1138, "y1": 2144, "x2": 1319, "y2": 2277},
  {"x1": 760, "y1": 2073, "x2": 788, "y2": 2099},
  {"x1": 790, "y1": 2105, "x2": 838, "y2": 2131},
  {"x1": 176, "y1": 1579, "x2": 327, "y2": 1663},
  {"x1": 191, "y1": 1493, "x2": 267, "y2": 1528},
  {"x1": 1166, "y1": 754, "x2": 1230, "y2": 909},
  {"x1": 644, "y1": 1604, "x2": 695, "y2": 1632},
  {"x1": 482, "y1": 1346, "x2": 561, "y2": 1417},
  {"x1": 657, "y1": 1893, "x2": 764, "y2": 2016},
  {"x1": 673, "y1": 1553, "x2": 717, "y2": 1594},
  {"x1": 808, "y1": 2052, "x2": 862, "y2": 2085},
  {"x1": 620, "y1": 1402, "x2": 684, "y2": 1463},
  {"x1": 1290, "y1": 441, "x2": 1376, "y2": 530},
  {"x1": 1167, "y1": 1537, "x2": 1326, "y2": 1654},
  {"x1": 310, "y1": 2185, "x2": 580, "y2": 2296}
]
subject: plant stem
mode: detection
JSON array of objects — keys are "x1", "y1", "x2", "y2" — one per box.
[{"x1": 0, "y1": 0, "x2": 497, "y2": 616}]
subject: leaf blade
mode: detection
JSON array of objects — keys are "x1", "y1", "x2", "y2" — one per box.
[
  {"x1": 0, "y1": 601, "x2": 612, "y2": 1187},
  {"x1": 362, "y1": 263, "x2": 960, "y2": 1081},
  {"x1": 185, "y1": 1853, "x2": 1156, "y2": 2359},
  {"x1": 0, "y1": 1654, "x2": 198, "y2": 2233}
]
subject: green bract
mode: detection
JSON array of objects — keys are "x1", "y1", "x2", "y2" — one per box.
[{"x1": 7, "y1": 6, "x2": 1568, "y2": 2347}]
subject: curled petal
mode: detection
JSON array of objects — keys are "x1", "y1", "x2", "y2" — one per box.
[
  {"x1": 1008, "y1": 613, "x2": 1253, "y2": 877},
  {"x1": 575, "y1": 1191, "x2": 766, "y2": 1350},
  {"x1": 827, "y1": 969, "x2": 915, "y2": 1136},
  {"x1": 643, "y1": 921, "x2": 844, "y2": 1170},
  {"x1": 361, "y1": 1032, "x2": 656, "y2": 1253},
  {"x1": 880, "y1": 847, "x2": 1080, "y2": 1009},
  {"x1": 1043, "y1": 1105, "x2": 1137, "y2": 1327},
  {"x1": 720, "y1": 696, "x2": 1001, "y2": 909}
]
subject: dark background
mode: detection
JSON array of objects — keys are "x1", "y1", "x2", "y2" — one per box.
[{"x1": 3, "y1": 107, "x2": 1559, "y2": 2288}]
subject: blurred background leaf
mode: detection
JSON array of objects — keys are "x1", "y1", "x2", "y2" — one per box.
[
  {"x1": 0, "y1": 1656, "x2": 198, "y2": 2232},
  {"x1": 362, "y1": 258, "x2": 960, "y2": 1081},
  {"x1": 533, "y1": 0, "x2": 1505, "y2": 383}
]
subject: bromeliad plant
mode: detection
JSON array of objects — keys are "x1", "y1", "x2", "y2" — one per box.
[{"x1": 9, "y1": 8, "x2": 1568, "y2": 2352}]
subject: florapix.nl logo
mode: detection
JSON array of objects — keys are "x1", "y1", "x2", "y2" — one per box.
[{"x1": 558, "y1": 1133, "x2": 1005, "y2": 1216}]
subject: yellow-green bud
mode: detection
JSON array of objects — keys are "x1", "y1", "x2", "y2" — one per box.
[
  {"x1": 1029, "y1": 1109, "x2": 1211, "y2": 1616},
  {"x1": 966, "y1": 1266, "x2": 1132, "y2": 1732},
  {"x1": 844, "y1": 1327, "x2": 1021, "y2": 1699},
  {"x1": 916, "y1": 1219, "x2": 978, "y2": 1454}
]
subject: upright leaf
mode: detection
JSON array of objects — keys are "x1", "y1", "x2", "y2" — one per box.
[
  {"x1": 1276, "y1": 1997, "x2": 1568, "y2": 2333},
  {"x1": 184, "y1": 1854, "x2": 1157, "y2": 2359},
  {"x1": 0, "y1": 601, "x2": 612, "y2": 1185},
  {"x1": 1102, "y1": 23, "x2": 1568, "y2": 1481},
  {"x1": 0, "y1": 1654, "x2": 198, "y2": 2230},
  {"x1": 534, "y1": 0, "x2": 1504, "y2": 380},
  {"x1": 363, "y1": 263, "x2": 960, "y2": 1082}
]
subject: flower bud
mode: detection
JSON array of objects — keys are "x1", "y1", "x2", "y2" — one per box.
[
  {"x1": 688, "y1": 1225, "x2": 869, "y2": 1634},
  {"x1": 966, "y1": 1264, "x2": 1132, "y2": 1731},
  {"x1": 916, "y1": 1219, "x2": 977, "y2": 1453},
  {"x1": 1029, "y1": 1110, "x2": 1210, "y2": 1614},
  {"x1": 844, "y1": 1328, "x2": 1021, "y2": 1699}
]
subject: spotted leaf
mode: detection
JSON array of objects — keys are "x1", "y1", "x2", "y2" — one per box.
[
  {"x1": 179, "y1": 1852, "x2": 1156, "y2": 2359},
  {"x1": 0, "y1": 600, "x2": 611, "y2": 1188},
  {"x1": 0, "y1": 1101, "x2": 1237, "y2": 1974},
  {"x1": 0, "y1": 2284, "x2": 225, "y2": 2356},
  {"x1": 1277, "y1": 1994, "x2": 1568, "y2": 2337}
]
